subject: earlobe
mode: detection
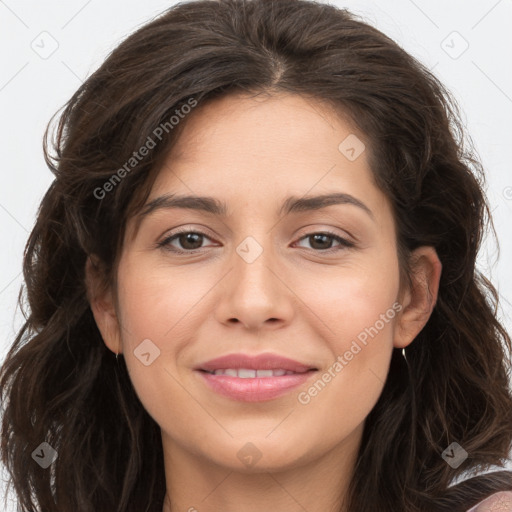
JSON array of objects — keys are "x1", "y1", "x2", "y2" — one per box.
[
  {"x1": 394, "y1": 246, "x2": 442, "y2": 349},
  {"x1": 84, "y1": 256, "x2": 122, "y2": 355}
]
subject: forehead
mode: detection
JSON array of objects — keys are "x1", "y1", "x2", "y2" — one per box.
[
  {"x1": 170, "y1": 92, "x2": 351, "y2": 160},
  {"x1": 150, "y1": 92, "x2": 379, "y2": 200}
]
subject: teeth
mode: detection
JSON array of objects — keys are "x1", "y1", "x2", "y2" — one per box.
[
  {"x1": 238, "y1": 369, "x2": 256, "y2": 378},
  {"x1": 256, "y1": 370, "x2": 273, "y2": 377},
  {"x1": 211, "y1": 368, "x2": 296, "y2": 378}
]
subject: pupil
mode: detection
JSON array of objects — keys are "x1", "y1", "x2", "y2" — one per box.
[
  {"x1": 312, "y1": 234, "x2": 330, "y2": 250},
  {"x1": 181, "y1": 233, "x2": 202, "y2": 249}
]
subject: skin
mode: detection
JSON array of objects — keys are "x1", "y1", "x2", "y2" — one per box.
[
  {"x1": 471, "y1": 492, "x2": 512, "y2": 511},
  {"x1": 86, "y1": 92, "x2": 442, "y2": 512}
]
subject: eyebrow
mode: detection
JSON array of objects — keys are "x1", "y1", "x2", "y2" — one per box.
[{"x1": 139, "y1": 192, "x2": 374, "y2": 220}]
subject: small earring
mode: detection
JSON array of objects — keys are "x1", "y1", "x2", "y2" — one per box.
[
  {"x1": 402, "y1": 347, "x2": 407, "y2": 362},
  {"x1": 116, "y1": 352, "x2": 119, "y2": 361}
]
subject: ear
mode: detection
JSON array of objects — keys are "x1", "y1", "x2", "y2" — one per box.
[
  {"x1": 84, "y1": 255, "x2": 122, "y2": 355},
  {"x1": 394, "y1": 246, "x2": 442, "y2": 349}
]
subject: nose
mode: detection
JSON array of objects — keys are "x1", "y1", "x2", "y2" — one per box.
[{"x1": 213, "y1": 236, "x2": 295, "y2": 332}]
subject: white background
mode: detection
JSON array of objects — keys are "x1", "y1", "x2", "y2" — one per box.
[{"x1": 1, "y1": 0, "x2": 511, "y2": 509}]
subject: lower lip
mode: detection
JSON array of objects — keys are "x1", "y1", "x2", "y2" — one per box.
[{"x1": 196, "y1": 371, "x2": 316, "y2": 402}]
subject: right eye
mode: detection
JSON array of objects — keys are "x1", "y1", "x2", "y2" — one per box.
[{"x1": 157, "y1": 229, "x2": 217, "y2": 254}]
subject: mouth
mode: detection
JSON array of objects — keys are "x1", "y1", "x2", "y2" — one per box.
[
  {"x1": 194, "y1": 353, "x2": 318, "y2": 402},
  {"x1": 200, "y1": 368, "x2": 312, "y2": 377},
  {"x1": 196, "y1": 352, "x2": 317, "y2": 374}
]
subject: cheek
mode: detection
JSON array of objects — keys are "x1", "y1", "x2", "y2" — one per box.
[
  {"x1": 328, "y1": 280, "x2": 398, "y2": 359},
  {"x1": 291, "y1": 255, "x2": 400, "y2": 440},
  {"x1": 300, "y1": 250, "x2": 400, "y2": 355},
  {"x1": 113, "y1": 259, "x2": 211, "y2": 437},
  {"x1": 113, "y1": 253, "x2": 235, "y2": 411},
  {"x1": 290, "y1": 327, "x2": 397, "y2": 467},
  {"x1": 115, "y1": 257, "x2": 210, "y2": 348}
]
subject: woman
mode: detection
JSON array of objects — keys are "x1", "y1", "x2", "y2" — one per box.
[{"x1": 1, "y1": 0, "x2": 511, "y2": 511}]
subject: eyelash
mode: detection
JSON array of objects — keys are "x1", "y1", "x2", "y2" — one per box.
[{"x1": 157, "y1": 228, "x2": 355, "y2": 255}]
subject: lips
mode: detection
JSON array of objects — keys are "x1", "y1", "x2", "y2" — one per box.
[
  {"x1": 196, "y1": 353, "x2": 317, "y2": 374},
  {"x1": 195, "y1": 353, "x2": 318, "y2": 402},
  {"x1": 209, "y1": 368, "x2": 295, "y2": 377}
]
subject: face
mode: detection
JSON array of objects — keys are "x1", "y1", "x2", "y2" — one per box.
[{"x1": 89, "y1": 92, "x2": 441, "y2": 475}]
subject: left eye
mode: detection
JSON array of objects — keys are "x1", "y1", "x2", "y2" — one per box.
[
  {"x1": 158, "y1": 230, "x2": 354, "y2": 254},
  {"x1": 295, "y1": 232, "x2": 354, "y2": 251}
]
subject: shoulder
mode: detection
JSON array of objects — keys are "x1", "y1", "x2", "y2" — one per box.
[{"x1": 466, "y1": 491, "x2": 512, "y2": 511}]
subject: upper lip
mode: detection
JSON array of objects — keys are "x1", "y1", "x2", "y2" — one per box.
[{"x1": 196, "y1": 353, "x2": 317, "y2": 373}]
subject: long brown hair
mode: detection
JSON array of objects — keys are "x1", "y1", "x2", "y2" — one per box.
[{"x1": 1, "y1": 1, "x2": 511, "y2": 511}]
